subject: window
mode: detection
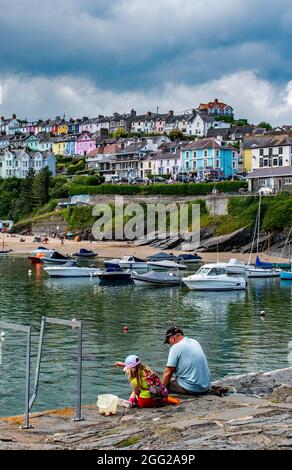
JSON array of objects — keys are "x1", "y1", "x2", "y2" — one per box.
[
  {"x1": 204, "y1": 160, "x2": 208, "y2": 168},
  {"x1": 279, "y1": 156, "x2": 283, "y2": 166},
  {"x1": 148, "y1": 162, "x2": 151, "y2": 169},
  {"x1": 204, "y1": 150, "x2": 208, "y2": 157},
  {"x1": 186, "y1": 161, "x2": 189, "y2": 170},
  {"x1": 193, "y1": 161, "x2": 196, "y2": 169},
  {"x1": 216, "y1": 160, "x2": 220, "y2": 168},
  {"x1": 279, "y1": 147, "x2": 283, "y2": 154},
  {"x1": 260, "y1": 149, "x2": 264, "y2": 156},
  {"x1": 232, "y1": 161, "x2": 236, "y2": 169},
  {"x1": 273, "y1": 158, "x2": 278, "y2": 166},
  {"x1": 263, "y1": 158, "x2": 268, "y2": 166},
  {"x1": 216, "y1": 150, "x2": 219, "y2": 157},
  {"x1": 186, "y1": 151, "x2": 189, "y2": 158}
]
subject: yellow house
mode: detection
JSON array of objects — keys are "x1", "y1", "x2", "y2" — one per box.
[
  {"x1": 57, "y1": 122, "x2": 69, "y2": 135},
  {"x1": 53, "y1": 138, "x2": 67, "y2": 156},
  {"x1": 242, "y1": 147, "x2": 253, "y2": 172}
]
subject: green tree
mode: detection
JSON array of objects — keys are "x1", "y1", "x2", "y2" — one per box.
[
  {"x1": 20, "y1": 168, "x2": 36, "y2": 214},
  {"x1": 168, "y1": 129, "x2": 184, "y2": 141},
  {"x1": 32, "y1": 167, "x2": 52, "y2": 207},
  {"x1": 257, "y1": 121, "x2": 273, "y2": 130},
  {"x1": 112, "y1": 127, "x2": 128, "y2": 138}
]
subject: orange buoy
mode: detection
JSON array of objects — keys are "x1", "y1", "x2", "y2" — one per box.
[{"x1": 123, "y1": 326, "x2": 129, "y2": 333}]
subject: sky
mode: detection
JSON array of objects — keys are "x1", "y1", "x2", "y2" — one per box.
[{"x1": 0, "y1": 0, "x2": 292, "y2": 124}]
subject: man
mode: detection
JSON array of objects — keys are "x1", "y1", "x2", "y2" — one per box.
[{"x1": 162, "y1": 326, "x2": 211, "y2": 395}]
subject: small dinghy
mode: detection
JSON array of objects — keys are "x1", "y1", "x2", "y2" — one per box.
[
  {"x1": 98, "y1": 267, "x2": 133, "y2": 283},
  {"x1": 72, "y1": 248, "x2": 97, "y2": 258},
  {"x1": 146, "y1": 252, "x2": 177, "y2": 262},
  {"x1": 132, "y1": 270, "x2": 181, "y2": 287},
  {"x1": 40, "y1": 251, "x2": 73, "y2": 265}
]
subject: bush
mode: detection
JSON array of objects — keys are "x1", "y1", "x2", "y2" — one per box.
[
  {"x1": 68, "y1": 181, "x2": 247, "y2": 196},
  {"x1": 67, "y1": 160, "x2": 85, "y2": 175}
]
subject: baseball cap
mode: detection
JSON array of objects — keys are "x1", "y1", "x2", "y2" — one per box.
[
  {"x1": 164, "y1": 326, "x2": 184, "y2": 344},
  {"x1": 123, "y1": 354, "x2": 141, "y2": 371}
]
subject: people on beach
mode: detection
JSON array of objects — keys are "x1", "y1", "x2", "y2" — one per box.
[
  {"x1": 162, "y1": 325, "x2": 211, "y2": 395},
  {"x1": 115, "y1": 355, "x2": 178, "y2": 408}
]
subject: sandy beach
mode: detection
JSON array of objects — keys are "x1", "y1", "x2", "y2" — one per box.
[{"x1": 1, "y1": 233, "x2": 286, "y2": 263}]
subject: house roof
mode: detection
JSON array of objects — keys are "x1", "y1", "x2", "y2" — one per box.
[
  {"x1": 246, "y1": 166, "x2": 292, "y2": 178},
  {"x1": 242, "y1": 134, "x2": 292, "y2": 149},
  {"x1": 197, "y1": 98, "x2": 233, "y2": 111}
]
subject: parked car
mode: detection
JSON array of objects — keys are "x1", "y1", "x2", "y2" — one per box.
[
  {"x1": 152, "y1": 177, "x2": 167, "y2": 183},
  {"x1": 257, "y1": 187, "x2": 273, "y2": 195}
]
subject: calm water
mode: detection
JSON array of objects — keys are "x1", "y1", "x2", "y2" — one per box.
[{"x1": 0, "y1": 256, "x2": 292, "y2": 417}]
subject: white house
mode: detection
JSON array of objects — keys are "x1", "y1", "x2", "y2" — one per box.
[{"x1": 2, "y1": 149, "x2": 56, "y2": 179}]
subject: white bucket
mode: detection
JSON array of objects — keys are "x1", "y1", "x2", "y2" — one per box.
[{"x1": 96, "y1": 394, "x2": 119, "y2": 416}]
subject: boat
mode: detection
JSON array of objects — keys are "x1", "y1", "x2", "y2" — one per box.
[
  {"x1": 40, "y1": 251, "x2": 73, "y2": 265},
  {"x1": 147, "y1": 259, "x2": 187, "y2": 270},
  {"x1": 43, "y1": 261, "x2": 101, "y2": 278},
  {"x1": 182, "y1": 264, "x2": 247, "y2": 291},
  {"x1": 246, "y1": 195, "x2": 280, "y2": 278},
  {"x1": 146, "y1": 252, "x2": 177, "y2": 262},
  {"x1": 246, "y1": 267, "x2": 280, "y2": 278},
  {"x1": 221, "y1": 258, "x2": 249, "y2": 274},
  {"x1": 132, "y1": 270, "x2": 182, "y2": 287},
  {"x1": 72, "y1": 248, "x2": 97, "y2": 258},
  {"x1": 280, "y1": 270, "x2": 292, "y2": 280},
  {"x1": 30, "y1": 246, "x2": 55, "y2": 257},
  {"x1": 177, "y1": 253, "x2": 202, "y2": 264},
  {"x1": 104, "y1": 256, "x2": 148, "y2": 270},
  {"x1": 98, "y1": 267, "x2": 132, "y2": 283}
]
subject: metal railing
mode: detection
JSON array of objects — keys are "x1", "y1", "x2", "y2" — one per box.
[
  {"x1": 0, "y1": 316, "x2": 84, "y2": 428},
  {"x1": 0, "y1": 321, "x2": 32, "y2": 428}
]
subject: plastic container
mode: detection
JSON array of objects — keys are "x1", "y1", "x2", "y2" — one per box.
[{"x1": 96, "y1": 394, "x2": 119, "y2": 416}]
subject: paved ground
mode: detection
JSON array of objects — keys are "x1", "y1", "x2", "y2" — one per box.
[{"x1": 0, "y1": 368, "x2": 292, "y2": 450}]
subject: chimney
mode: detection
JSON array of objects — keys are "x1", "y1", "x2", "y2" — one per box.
[
  {"x1": 1, "y1": 116, "x2": 4, "y2": 121},
  {"x1": 131, "y1": 109, "x2": 136, "y2": 117},
  {"x1": 214, "y1": 98, "x2": 218, "y2": 104},
  {"x1": 12, "y1": 114, "x2": 16, "y2": 119},
  {"x1": 147, "y1": 111, "x2": 152, "y2": 117},
  {"x1": 169, "y1": 110, "x2": 174, "y2": 116}
]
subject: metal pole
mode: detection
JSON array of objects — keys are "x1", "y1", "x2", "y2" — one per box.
[
  {"x1": 29, "y1": 316, "x2": 46, "y2": 411},
  {"x1": 22, "y1": 327, "x2": 32, "y2": 429},
  {"x1": 74, "y1": 321, "x2": 84, "y2": 421}
]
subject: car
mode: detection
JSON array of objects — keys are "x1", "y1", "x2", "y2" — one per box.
[
  {"x1": 257, "y1": 187, "x2": 273, "y2": 195},
  {"x1": 152, "y1": 177, "x2": 167, "y2": 183}
]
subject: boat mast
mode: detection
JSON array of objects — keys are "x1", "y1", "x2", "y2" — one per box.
[
  {"x1": 257, "y1": 193, "x2": 261, "y2": 256},
  {"x1": 248, "y1": 196, "x2": 260, "y2": 265}
]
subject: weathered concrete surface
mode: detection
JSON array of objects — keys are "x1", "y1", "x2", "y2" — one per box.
[{"x1": 0, "y1": 368, "x2": 292, "y2": 450}]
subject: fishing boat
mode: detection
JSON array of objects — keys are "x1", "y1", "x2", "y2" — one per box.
[
  {"x1": 132, "y1": 270, "x2": 182, "y2": 287},
  {"x1": 98, "y1": 267, "x2": 132, "y2": 283},
  {"x1": 43, "y1": 261, "x2": 101, "y2": 277},
  {"x1": 40, "y1": 251, "x2": 73, "y2": 265},
  {"x1": 182, "y1": 263, "x2": 247, "y2": 291},
  {"x1": 147, "y1": 259, "x2": 187, "y2": 270},
  {"x1": 72, "y1": 248, "x2": 97, "y2": 258},
  {"x1": 104, "y1": 256, "x2": 148, "y2": 270},
  {"x1": 177, "y1": 253, "x2": 202, "y2": 264}
]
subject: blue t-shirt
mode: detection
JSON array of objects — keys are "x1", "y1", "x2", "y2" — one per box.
[{"x1": 167, "y1": 337, "x2": 210, "y2": 392}]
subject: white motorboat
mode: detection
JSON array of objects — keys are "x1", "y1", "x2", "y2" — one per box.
[
  {"x1": 43, "y1": 262, "x2": 101, "y2": 278},
  {"x1": 104, "y1": 256, "x2": 148, "y2": 270},
  {"x1": 246, "y1": 267, "x2": 280, "y2": 278},
  {"x1": 147, "y1": 260, "x2": 187, "y2": 270},
  {"x1": 30, "y1": 246, "x2": 56, "y2": 257},
  {"x1": 182, "y1": 263, "x2": 247, "y2": 291},
  {"x1": 219, "y1": 258, "x2": 249, "y2": 274},
  {"x1": 132, "y1": 270, "x2": 182, "y2": 287}
]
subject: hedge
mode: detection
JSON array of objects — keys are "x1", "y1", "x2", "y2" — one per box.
[{"x1": 68, "y1": 181, "x2": 247, "y2": 197}]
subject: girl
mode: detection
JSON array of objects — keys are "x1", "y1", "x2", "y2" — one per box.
[{"x1": 115, "y1": 354, "x2": 179, "y2": 408}]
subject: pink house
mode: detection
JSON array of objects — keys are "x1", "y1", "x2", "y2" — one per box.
[{"x1": 76, "y1": 132, "x2": 96, "y2": 156}]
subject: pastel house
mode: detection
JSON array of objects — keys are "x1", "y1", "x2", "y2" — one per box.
[
  {"x1": 76, "y1": 132, "x2": 96, "y2": 156},
  {"x1": 181, "y1": 138, "x2": 238, "y2": 179}
]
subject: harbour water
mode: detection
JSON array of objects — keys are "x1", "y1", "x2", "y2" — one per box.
[{"x1": 1, "y1": 256, "x2": 292, "y2": 417}]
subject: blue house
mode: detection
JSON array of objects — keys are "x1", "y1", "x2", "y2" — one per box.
[
  {"x1": 65, "y1": 134, "x2": 78, "y2": 156},
  {"x1": 180, "y1": 138, "x2": 238, "y2": 180}
]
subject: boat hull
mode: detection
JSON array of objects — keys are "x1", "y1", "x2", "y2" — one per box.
[
  {"x1": 132, "y1": 275, "x2": 181, "y2": 287},
  {"x1": 280, "y1": 271, "x2": 292, "y2": 280},
  {"x1": 246, "y1": 268, "x2": 280, "y2": 278},
  {"x1": 182, "y1": 275, "x2": 246, "y2": 291},
  {"x1": 43, "y1": 267, "x2": 100, "y2": 277}
]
